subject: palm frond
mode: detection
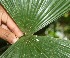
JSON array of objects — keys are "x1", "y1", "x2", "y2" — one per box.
[
  {"x1": 1, "y1": 0, "x2": 70, "y2": 35},
  {"x1": 0, "y1": 36, "x2": 70, "y2": 58}
]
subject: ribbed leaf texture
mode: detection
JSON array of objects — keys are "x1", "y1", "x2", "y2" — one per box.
[
  {"x1": 0, "y1": 0, "x2": 70, "y2": 35},
  {"x1": 0, "y1": 0, "x2": 70, "y2": 58},
  {"x1": 0, "y1": 36, "x2": 70, "y2": 58}
]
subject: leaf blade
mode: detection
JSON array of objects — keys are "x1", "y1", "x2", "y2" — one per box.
[
  {"x1": 0, "y1": 36, "x2": 70, "y2": 58},
  {"x1": 1, "y1": 0, "x2": 70, "y2": 35}
]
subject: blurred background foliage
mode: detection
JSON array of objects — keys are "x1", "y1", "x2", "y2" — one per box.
[
  {"x1": 0, "y1": 11, "x2": 70, "y2": 55},
  {"x1": 45, "y1": 11, "x2": 70, "y2": 40}
]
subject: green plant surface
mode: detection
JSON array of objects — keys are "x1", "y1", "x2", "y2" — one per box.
[
  {"x1": 0, "y1": 36, "x2": 70, "y2": 58},
  {"x1": 0, "y1": 0, "x2": 70, "y2": 35},
  {"x1": 0, "y1": 0, "x2": 70, "y2": 58}
]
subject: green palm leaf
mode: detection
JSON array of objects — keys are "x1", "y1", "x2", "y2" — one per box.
[
  {"x1": 1, "y1": 0, "x2": 70, "y2": 35},
  {"x1": 0, "y1": 36, "x2": 70, "y2": 58},
  {"x1": 0, "y1": 0, "x2": 70, "y2": 58}
]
